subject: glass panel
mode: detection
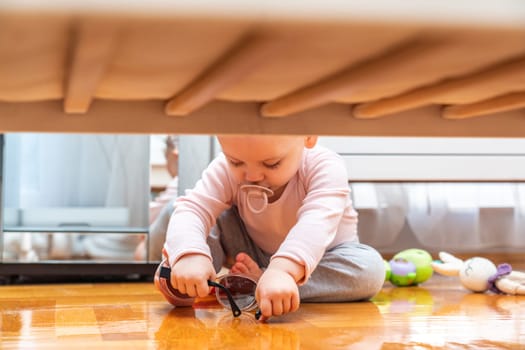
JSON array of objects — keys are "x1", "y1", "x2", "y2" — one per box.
[{"x1": 1, "y1": 133, "x2": 151, "y2": 262}]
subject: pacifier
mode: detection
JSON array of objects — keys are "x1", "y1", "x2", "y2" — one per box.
[{"x1": 240, "y1": 184, "x2": 274, "y2": 214}]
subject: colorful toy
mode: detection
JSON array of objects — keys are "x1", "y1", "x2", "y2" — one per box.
[
  {"x1": 384, "y1": 248, "x2": 434, "y2": 287},
  {"x1": 431, "y1": 251, "x2": 525, "y2": 295}
]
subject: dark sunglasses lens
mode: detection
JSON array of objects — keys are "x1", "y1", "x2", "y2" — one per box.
[{"x1": 216, "y1": 275, "x2": 257, "y2": 310}]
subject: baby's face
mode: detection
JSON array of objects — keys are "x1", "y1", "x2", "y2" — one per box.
[{"x1": 218, "y1": 135, "x2": 315, "y2": 198}]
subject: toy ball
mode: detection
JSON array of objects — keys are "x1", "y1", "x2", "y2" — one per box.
[
  {"x1": 386, "y1": 249, "x2": 433, "y2": 287},
  {"x1": 459, "y1": 257, "x2": 497, "y2": 292}
]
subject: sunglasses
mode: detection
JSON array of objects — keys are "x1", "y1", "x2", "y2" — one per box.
[{"x1": 159, "y1": 266, "x2": 261, "y2": 319}]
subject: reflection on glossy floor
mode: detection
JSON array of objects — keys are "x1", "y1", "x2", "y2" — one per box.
[{"x1": 1, "y1": 276, "x2": 524, "y2": 349}]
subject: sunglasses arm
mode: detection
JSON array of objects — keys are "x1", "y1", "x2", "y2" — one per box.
[{"x1": 208, "y1": 280, "x2": 242, "y2": 317}]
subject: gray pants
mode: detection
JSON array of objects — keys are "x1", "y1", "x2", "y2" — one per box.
[{"x1": 208, "y1": 207, "x2": 385, "y2": 302}]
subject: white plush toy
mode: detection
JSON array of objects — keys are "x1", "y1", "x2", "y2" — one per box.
[{"x1": 431, "y1": 252, "x2": 525, "y2": 295}]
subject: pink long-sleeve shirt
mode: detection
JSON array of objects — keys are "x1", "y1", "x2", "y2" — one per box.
[{"x1": 164, "y1": 145, "x2": 358, "y2": 281}]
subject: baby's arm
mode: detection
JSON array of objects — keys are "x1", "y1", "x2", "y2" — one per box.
[{"x1": 255, "y1": 257, "x2": 304, "y2": 321}]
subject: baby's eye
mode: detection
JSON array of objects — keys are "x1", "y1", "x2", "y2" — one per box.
[
  {"x1": 264, "y1": 161, "x2": 280, "y2": 169},
  {"x1": 228, "y1": 159, "x2": 243, "y2": 167}
]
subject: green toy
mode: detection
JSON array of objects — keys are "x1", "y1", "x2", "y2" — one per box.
[{"x1": 385, "y1": 249, "x2": 433, "y2": 287}]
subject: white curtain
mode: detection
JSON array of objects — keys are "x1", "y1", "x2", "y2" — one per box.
[
  {"x1": 351, "y1": 183, "x2": 408, "y2": 247},
  {"x1": 404, "y1": 183, "x2": 525, "y2": 250},
  {"x1": 353, "y1": 183, "x2": 525, "y2": 251}
]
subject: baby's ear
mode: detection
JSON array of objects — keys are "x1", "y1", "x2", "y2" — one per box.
[
  {"x1": 431, "y1": 251, "x2": 463, "y2": 276},
  {"x1": 304, "y1": 136, "x2": 318, "y2": 148}
]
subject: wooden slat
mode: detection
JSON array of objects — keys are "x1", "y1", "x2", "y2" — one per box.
[
  {"x1": 95, "y1": 20, "x2": 251, "y2": 100},
  {"x1": 217, "y1": 26, "x2": 417, "y2": 101},
  {"x1": 334, "y1": 31, "x2": 525, "y2": 104},
  {"x1": 1, "y1": 100, "x2": 525, "y2": 137},
  {"x1": 165, "y1": 33, "x2": 281, "y2": 116},
  {"x1": 64, "y1": 20, "x2": 119, "y2": 114},
  {"x1": 442, "y1": 91, "x2": 525, "y2": 119},
  {"x1": 259, "y1": 39, "x2": 439, "y2": 117},
  {"x1": 353, "y1": 56, "x2": 525, "y2": 119}
]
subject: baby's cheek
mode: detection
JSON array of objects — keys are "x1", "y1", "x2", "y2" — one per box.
[{"x1": 229, "y1": 169, "x2": 243, "y2": 183}]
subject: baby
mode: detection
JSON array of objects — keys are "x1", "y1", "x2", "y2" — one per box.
[{"x1": 155, "y1": 135, "x2": 385, "y2": 320}]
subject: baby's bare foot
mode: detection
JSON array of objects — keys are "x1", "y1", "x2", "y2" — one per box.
[{"x1": 230, "y1": 252, "x2": 263, "y2": 280}]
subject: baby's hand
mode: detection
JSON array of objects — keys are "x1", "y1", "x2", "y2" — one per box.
[
  {"x1": 256, "y1": 268, "x2": 300, "y2": 321},
  {"x1": 170, "y1": 253, "x2": 215, "y2": 298}
]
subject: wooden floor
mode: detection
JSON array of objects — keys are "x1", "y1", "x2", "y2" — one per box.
[
  {"x1": 0, "y1": 276, "x2": 524, "y2": 349},
  {"x1": 0, "y1": 276, "x2": 525, "y2": 349}
]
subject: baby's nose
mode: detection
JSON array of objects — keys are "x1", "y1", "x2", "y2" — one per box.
[{"x1": 244, "y1": 169, "x2": 264, "y2": 183}]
